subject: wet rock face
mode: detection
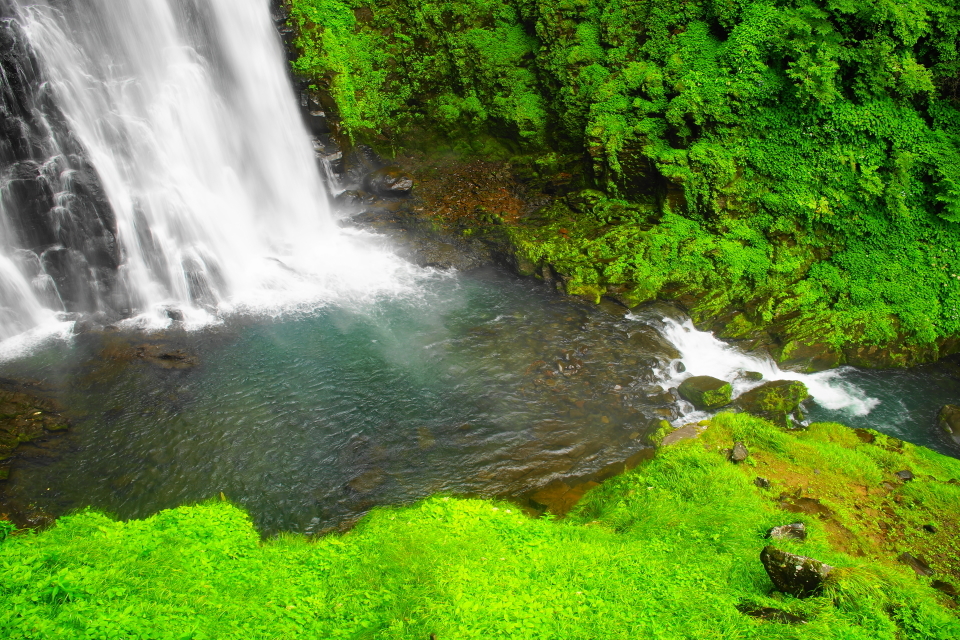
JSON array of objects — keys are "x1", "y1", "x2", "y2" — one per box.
[
  {"x1": 0, "y1": 12, "x2": 122, "y2": 316},
  {"x1": 938, "y1": 404, "x2": 960, "y2": 443},
  {"x1": 760, "y1": 546, "x2": 833, "y2": 598},
  {"x1": 363, "y1": 166, "x2": 414, "y2": 196},
  {"x1": 677, "y1": 375, "x2": 731, "y2": 410}
]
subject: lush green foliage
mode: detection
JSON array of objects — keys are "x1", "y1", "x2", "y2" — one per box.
[
  {"x1": 290, "y1": 0, "x2": 960, "y2": 358},
  {"x1": 2, "y1": 414, "x2": 958, "y2": 638}
]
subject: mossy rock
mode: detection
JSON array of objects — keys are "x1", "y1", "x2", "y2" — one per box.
[
  {"x1": 677, "y1": 376, "x2": 732, "y2": 410},
  {"x1": 939, "y1": 405, "x2": 960, "y2": 444},
  {"x1": 735, "y1": 380, "x2": 810, "y2": 427}
]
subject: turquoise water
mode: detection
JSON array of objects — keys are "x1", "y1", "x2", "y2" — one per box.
[{"x1": 1, "y1": 267, "x2": 958, "y2": 534}]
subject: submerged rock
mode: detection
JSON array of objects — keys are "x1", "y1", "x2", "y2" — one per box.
[
  {"x1": 938, "y1": 405, "x2": 960, "y2": 443},
  {"x1": 0, "y1": 381, "x2": 69, "y2": 486},
  {"x1": 677, "y1": 376, "x2": 731, "y2": 410},
  {"x1": 760, "y1": 546, "x2": 834, "y2": 598}
]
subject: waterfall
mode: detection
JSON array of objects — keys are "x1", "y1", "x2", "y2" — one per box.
[{"x1": 0, "y1": 0, "x2": 410, "y2": 342}]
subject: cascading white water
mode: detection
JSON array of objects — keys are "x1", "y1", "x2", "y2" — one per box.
[
  {"x1": 650, "y1": 316, "x2": 880, "y2": 420},
  {"x1": 0, "y1": 0, "x2": 415, "y2": 342}
]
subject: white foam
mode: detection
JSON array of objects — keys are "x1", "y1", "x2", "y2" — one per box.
[{"x1": 634, "y1": 316, "x2": 880, "y2": 419}]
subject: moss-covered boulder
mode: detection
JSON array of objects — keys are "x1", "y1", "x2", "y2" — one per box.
[
  {"x1": 736, "y1": 380, "x2": 809, "y2": 414},
  {"x1": 735, "y1": 380, "x2": 810, "y2": 428},
  {"x1": 939, "y1": 405, "x2": 960, "y2": 444},
  {"x1": 677, "y1": 376, "x2": 732, "y2": 410}
]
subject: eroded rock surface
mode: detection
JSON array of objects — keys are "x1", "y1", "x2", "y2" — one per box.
[{"x1": 760, "y1": 546, "x2": 833, "y2": 598}]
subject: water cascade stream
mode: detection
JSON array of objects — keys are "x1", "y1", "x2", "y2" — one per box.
[{"x1": 0, "y1": 0, "x2": 411, "y2": 345}]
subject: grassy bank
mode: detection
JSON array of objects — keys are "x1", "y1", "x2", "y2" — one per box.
[
  {"x1": 2, "y1": 413, "x2": 959, "y2": 638},
  {"x1": 288, "y1": 0, "x2": 960, "y2": 365}
]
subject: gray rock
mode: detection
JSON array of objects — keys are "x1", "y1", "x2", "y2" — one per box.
[
  {"x1": 754, "y1": 477, "x2": 770, "y2": 489},
  {"x1": 895, "y1": 469, "x2": 914, "y2": 482},
  {"x1": 729, "y1": 441, "x2": 749, "y2": 463},
  {"x1": 768, "y1": 522, "x2": 807, "y2": 541},
  {"x1": 760, "y1": 546, "x2": 834, "y2": 598}
]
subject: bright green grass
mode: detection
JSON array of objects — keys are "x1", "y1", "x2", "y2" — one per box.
[{"x1": 2, "y1": 414, "x2": 958, "y2": 639}]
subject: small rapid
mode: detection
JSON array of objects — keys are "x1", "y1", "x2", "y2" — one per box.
[{"x1": 654, "y1": 317, "x2": 880, "y2": 419}]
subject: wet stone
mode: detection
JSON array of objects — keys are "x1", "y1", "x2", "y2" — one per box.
[
  {"x1": 760, "y1": 546, "x2": 834, "y2": 598},
  {"x1": 735, "y1": 380, "x2": 809, "y2": 425},
  {"x1": 677, "y1": 375, "x2": 731, "y2": 410},
  {"x1": 739, "y1": 370, "x2": 764, "y2": 382},
  {"x1": 937, "y1": 404, "x2": 960, "y2": 443}
]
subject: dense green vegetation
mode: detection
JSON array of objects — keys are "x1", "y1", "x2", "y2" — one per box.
[
  {"x1": 289, "y1": 0, "x2": 960, "y2": 364},
  {"x1": 2, "y1": 413, "x2": 959, "y2": 638}
]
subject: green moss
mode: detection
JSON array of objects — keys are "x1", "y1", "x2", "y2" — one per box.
[
  {"x1": 289, "y1": 0, "x2": 960, "y2": 361},
  {"x1": 678, "y1": 375, "x2": 733, "y2": 409}
]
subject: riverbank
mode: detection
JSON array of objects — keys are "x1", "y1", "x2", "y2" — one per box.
[
  {"x1": 286, "y1": 0, "x2": 960, "y2": 370},
  {"x1": 2, "y1": 412, "x2": 958, "y2": 638}
]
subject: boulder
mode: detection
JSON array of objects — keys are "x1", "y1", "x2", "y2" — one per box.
[
  {"x1": 760, "y1": 546, "x2": 834, "y2": 598},
  {"x1": 677, "y1": 376, "x2": 731, "y2": 410},
  {"x1": 768, "y1": 522, "x2": 807, "y2": 541},
  {"x1": 938, "y1": 405, "x2": 960, "y2": 443},
  {"x1": 739, "y1": 370, "x2": 764, "y2": 382},
  {"x1": 729, "y1": 441, "x2": 749, "y2": 462},
  {"x1": 895, "y1": 469, "x2": 914, "y2": 482},
  {"x1": 363, "y1": 167, "x2": 414, "y2": 196},
  {"x1": 736, "y1": 380, "x2": 809, "y2": 413},
  {"x1": 735, "y1": 380, "x2": 809, "y2": 426}
]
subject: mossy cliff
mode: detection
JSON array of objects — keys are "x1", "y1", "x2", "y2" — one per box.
[
  {"x1": 288, "y1": 0, "x2": 960, "y2": 368},
  {"x1": 2, "y1": 414, "x2": 959, "y2": 638}
]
